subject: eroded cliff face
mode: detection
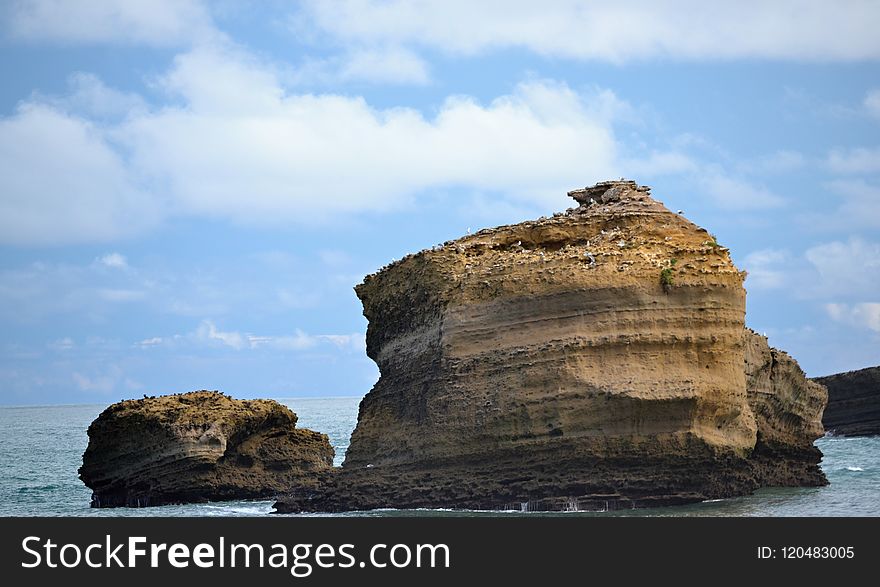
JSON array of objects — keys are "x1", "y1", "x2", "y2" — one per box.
[
  {"x1": 275, "y1": 180, "x2": 826, "y2": 513},
  {"x1": 80, "y1": 391, "x2": 333, "y2": 507},
  {"x1": 744, "y1": 330, "x2": 827, "y2": 486},
  {"x1": 814, "y1": 366, "x2": 880, "y2": 436}
]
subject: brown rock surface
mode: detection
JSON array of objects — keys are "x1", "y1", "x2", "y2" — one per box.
[
  {"x1": 744, "y1": 330, "x2": 827, "y2": 486},
  {"x1": 275, "y1": 179, "x2": 827, "y2": 513},
  {"x1": 80, "y1": 391, "x2": 333, "y2": 507}
]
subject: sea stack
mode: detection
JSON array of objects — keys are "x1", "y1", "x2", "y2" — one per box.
[
  {"x1": 275, "y1": 179, "x2": 827, "y2": 513},
  {"x1": 80, "y1": 391, "x2": 333, "y2": 507}
]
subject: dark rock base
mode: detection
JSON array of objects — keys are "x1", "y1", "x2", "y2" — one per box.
[{"x1": 274, "y1": 439, "x2": 826, "y2": 514}]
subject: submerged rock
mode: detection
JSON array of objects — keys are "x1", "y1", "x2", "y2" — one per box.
[
  {"x1": 80, "y1": 391, "x2": 333, "y2": 507},
  {"x1": 275, "y1": 179, "x2": 827, "y2": 513},
  {"x1": 814, "y1": 366, "x2": 880, "y2": 436}
]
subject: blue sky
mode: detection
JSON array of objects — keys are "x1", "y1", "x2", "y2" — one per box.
[{"x1": 1, "y1": 0, "x2": 878, "y2": 405}]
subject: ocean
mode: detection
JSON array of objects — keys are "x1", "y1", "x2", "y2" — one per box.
[{"x1": 0, "y1": 397, "x2": 877, "y2": 517}]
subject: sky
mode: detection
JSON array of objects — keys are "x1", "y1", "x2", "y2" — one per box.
[{"x1": 0, "y1": 0, "x2": 878, "y2": 406}]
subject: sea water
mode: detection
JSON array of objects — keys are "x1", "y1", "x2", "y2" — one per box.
[{"x1": 0, "y1": 398, "x2": 877, "y2": 517}]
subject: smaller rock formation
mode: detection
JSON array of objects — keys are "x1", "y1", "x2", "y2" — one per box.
[
  {"x1": 80, "y1": 391, "x2": 333, "y2": 507},
  {"x1": 814, "y1": 366, "x2": 880, "y2": 436},
  {"x1": 744, "y1": 330, "x2": 827, "y2": 487}
]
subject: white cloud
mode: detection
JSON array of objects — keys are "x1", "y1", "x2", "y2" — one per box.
[
  {"x1": 254, "y1": 331, "x2": 366, "y2": 352},
  {"x1": 735, "y1": 238, "x2": 880, "y2": 301},
  {"x1": 52, "y1": 73, "x2": 147, "y2": 119},
  {"x1": 0, "y1": 45, "x2": 627, "y2": 246},
  {"x1": 1, "y1": 40, "x2": 795, "y2": 246},
  {"x1": 0, "y1": 103, "x2": 160, "y2": 245},
  {"x1": 248, "y1": 330, "x2": 316, "y2": 351},
  {"x1": 317, "y1": 333, "x2": 366, "y2": 352},
  {"x1": 187, "y1": 320, "x2": 363, "y2": 352},
  {"x1": 117, "y1": 48, "x2": 621, "y2": 221},
  {"x1": 805, "y1": 238, "x2": 880, "y2": 298},
  {"x1": 72, "y1": 364, "x2": 140, "y2": 394},
  {"x1": 827, "y1": 147, "x2": 880, "y2": 174},
  {"x1": 157, "y1": 43, "x2": 284, "y2": 115},
  {"x1": 338, "y1": 46, "x2": 431, "y2": 85},
  {"x1": 866, "y1": 89, "x2": 880, "y2": 120},
  {"x1": 98, "y1": 252, "x2": 128, "y2": 269},
  {"x1": 698, "y1": 173, "x2": 787, "y2": 210},
  {"x1": 742, "y1": 249, "x2": 791, "y2": 289},
  {"x1": 810, "y1": 180, "x2": 880, "y2": 230},
  {"x1": 298, "y1": 0, "x2": 880, "y2": 62},
  {"x1": 137, "y1": 337, "x2": 164, "y2": 348},
  {"x1": 6, "y1": 0, "x2": 215, "y2": 46},
  {"x1": 196, "y1": 319, "x2": 246, "y2": 349},
  {"x1": 620, "y1": 141, "x2": 801, "y2": 210},
  {"x1": 290, "y1": 47, "x2": 431, "y2": 86},
  {"x1": 826, "y1": 303, "x2": 880, "y2": 333}
]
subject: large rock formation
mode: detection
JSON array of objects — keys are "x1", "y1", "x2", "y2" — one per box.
[
  {"x1": 275, "y1": 180, "x2": 827, "y2": 513},
  {"x1": 814, "y1": 366, "x2": 880, "y2": 436},
  {"x1": 80, "y1": 391, "x2": 333, "y2": 507}
]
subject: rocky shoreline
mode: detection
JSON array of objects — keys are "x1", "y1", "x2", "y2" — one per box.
[{"x1": 80, "y1": 180, "x2": 830, "y2": 512}]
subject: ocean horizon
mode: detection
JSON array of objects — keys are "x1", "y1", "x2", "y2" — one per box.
[{"x1": 1, "y1": 397, "x2": 877, "y2": 517}]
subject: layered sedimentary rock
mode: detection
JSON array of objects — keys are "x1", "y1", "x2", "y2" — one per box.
[
  {"x1": 744, "y1": 330, "x2": 827, "y2": 486},
  {"x1": 814, "y1": 367, "x2": 880, "y2": 436},
  {"x1": 275, "y1": 180, "x2": 826, "y2": 513},
  {"x1": 80, "y1": 391, "x2": 333, "y2": 507}
]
